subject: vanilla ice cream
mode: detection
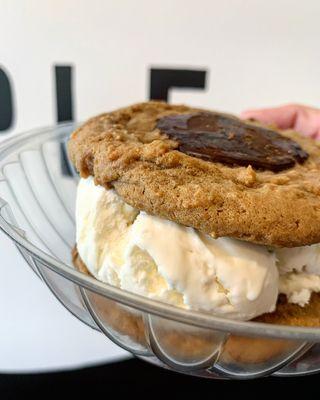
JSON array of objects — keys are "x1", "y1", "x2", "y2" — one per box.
[
  {"x1": 277, "y1": 246, "x2": 320, "y2": 306},
  {"x1": 76, "y1": 177, "x2": 320, "y2": 320}
]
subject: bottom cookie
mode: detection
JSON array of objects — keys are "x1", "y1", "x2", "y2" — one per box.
[{"x1": 72, "y1": 247, "x2": 317, "y2": 365}]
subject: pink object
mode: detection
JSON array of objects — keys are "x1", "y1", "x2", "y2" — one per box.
[{"x1": 241, "y1": 104, "x2": 320, "y2": 140}]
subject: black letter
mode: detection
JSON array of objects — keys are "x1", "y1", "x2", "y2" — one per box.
[
  {"x1": 54, "y1": 65, "x2": 74, "y2": 122},
  {"x1": 54, "y1": 65, "x2": 75, "y2": 176},
  {"x1": 149, "y1": 68, "x2": 207, "y2": 101},
  {"x1": 0, "y1": 67, "x2": 14, "y2": 131}
]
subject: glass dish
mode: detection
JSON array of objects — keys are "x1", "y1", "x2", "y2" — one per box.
[{"x1": 1, "y1": 123, "x2": 320, "y2": 379}]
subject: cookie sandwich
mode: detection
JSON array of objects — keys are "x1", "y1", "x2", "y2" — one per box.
[{"x1": 68, "y1": 101, "x2": 320, "y2": 326}]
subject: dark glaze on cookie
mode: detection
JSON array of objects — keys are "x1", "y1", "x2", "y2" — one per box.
[{"x1": 157, "y1": 113, "x2": 309, "y2": 172}]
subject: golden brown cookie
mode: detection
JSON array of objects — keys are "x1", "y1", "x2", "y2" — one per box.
[{"x1": 68, "y1": 101, "x2": 320, "y2": 247}]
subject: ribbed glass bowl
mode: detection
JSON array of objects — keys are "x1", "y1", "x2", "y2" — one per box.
[{"x1": 1, "y1": 124, "x2": 320, "y2": 379}]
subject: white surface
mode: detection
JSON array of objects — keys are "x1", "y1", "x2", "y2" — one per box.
[
  {"x1": 0, "y1": 0, "x2": 320, "y2": 137},
  {"x1": 0, "y1": 231, "x2": 129, "y2": 373},
  {"x1": 0, "y1": 0, "x2": 320, "y2": 372}
]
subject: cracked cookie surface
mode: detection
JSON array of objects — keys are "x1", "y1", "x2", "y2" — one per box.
[{"x1": 68, "y1": 101, "x2": 320, "y2": 247}]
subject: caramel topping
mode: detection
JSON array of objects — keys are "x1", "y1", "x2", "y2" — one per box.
[{"x1": 156, "y1": 113, "x2": 309, "y2": 172}]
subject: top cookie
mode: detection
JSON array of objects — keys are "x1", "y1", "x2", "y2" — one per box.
[{"x1": 68, "y1": 101, "x2": 320, "y2": 247}]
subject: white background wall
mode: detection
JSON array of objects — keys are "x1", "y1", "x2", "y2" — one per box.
[{"x1": 1, "y1": 0, "x2": 320, "y2": 371}]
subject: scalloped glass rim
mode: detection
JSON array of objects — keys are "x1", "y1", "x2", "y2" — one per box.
[{"x1": 1, "y1": 124, "x2": 320, "y2": 342}]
